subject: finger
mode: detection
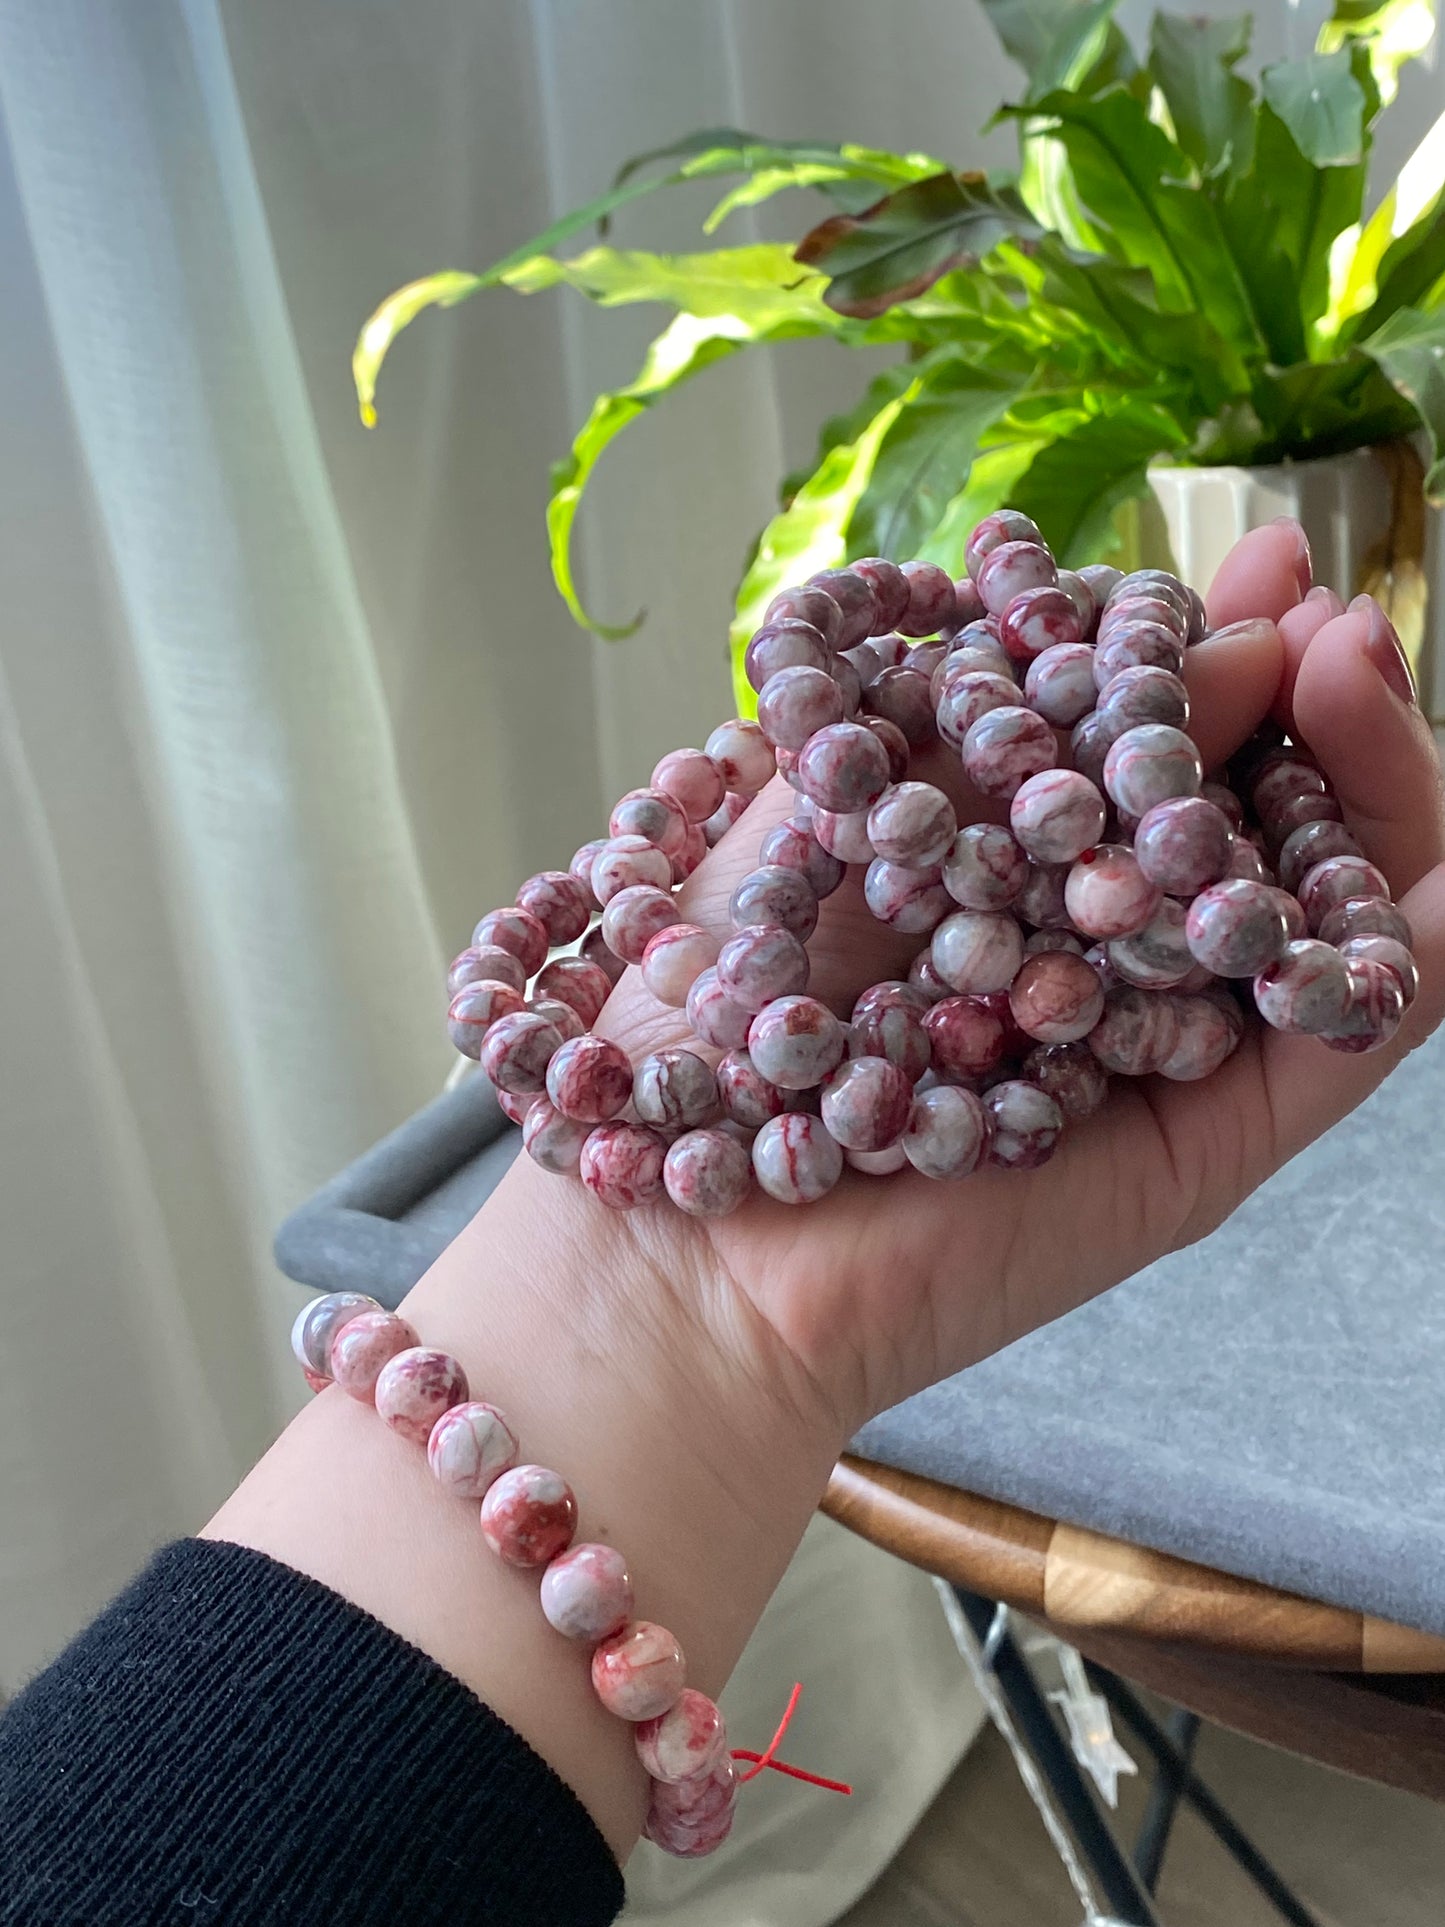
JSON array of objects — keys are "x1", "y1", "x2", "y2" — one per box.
[
  {"x1": 1205, "y1": 518, "x2": 1312, "y2": 630},
  {"x1": 1272, "y1": 586, "x2": 1344, "y2": 726},
  {"x1": 1289, "y1": 600, "x2": 1444, "y2": 895},
  {"x1": 1182, "y1": 617, "x2": 1285, "y2": 772}
]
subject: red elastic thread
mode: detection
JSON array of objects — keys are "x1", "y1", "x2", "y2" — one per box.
[{"x1": 732, "y1": 1682, "x2": 853, "y2": 1794}]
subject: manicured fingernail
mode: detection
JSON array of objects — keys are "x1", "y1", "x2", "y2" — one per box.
[
  {"x1": 1349, "y1": 593, "x2": 1417, "y2": 706},
  {"x1": 1305, "y1": 585, "x2": 1345, "y2": 617},
  {"x1": 1271, "y1": 516, "x2": 1312, "y2": 596},
  {"x1": 1200, "y1": 616, "x2": 1276, "y2": 646}
]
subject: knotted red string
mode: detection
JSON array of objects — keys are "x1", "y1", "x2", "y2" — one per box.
[{"x1": 731, "y1": 1682, "x2": 852, "y2": 1794}]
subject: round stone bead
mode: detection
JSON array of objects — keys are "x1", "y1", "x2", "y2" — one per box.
[
  {"x1": 716, "y1": 925, "x2": 810, "y2": 1012},
  {"x1": 861, "y1": 714, "x2": 912, "y2": 784},
  {"x1": 1092, "y1": 623, "x2": 1184, "y2": 687},
  {"x1": 1277, "y1": 819, "x2": 1362, "y2": 895},
  {"x1": 1107, "y1": 897, "x2": 1195, "y2": 990},
  {"x1": 446, "y1": 980, "x2": 526, "y2": 1057},
  {"x1": 374, "y1": 1347, "x2": 469, "y2": 1449},
  {"x1": 820, "y1": 1055, "x2": 914, "y2": 1151},
  {"x1": 1024, "y1": 643, "x2": 1097, "y2": 727},
  {"x1": 1318, "y1": 896, "x2": 1412, "y2": 948},
  {"x1": 473, "y1": 906, "x2": 550, "y2": 977},
  {"x1": 902, "y1": 1083, "x2": 989, "y2": 1179},
  {"x1": 633, "y1": 1049, "x2": 720, "y2": 1134},
  {"x1": 1099, "y1": 595, "x2": 1187, "y2": 645},
  {"x1": 730, "y1": 865, "x2": 820, "y2": 941},
  {"x1": 932, "y1": 909, "x2": 1025, "y2": 995},
  {"x1": 1298, "y1": 855, "x2": 1392, "y2": 933},
  {"x1": 496, "y1": 1088, "x2": 541, "y2": 1128},
  {"x1": 747, "y1": 995, "x2": 848, "y2": 1090},
  {"x1": 478, "y1": 1009, "x2": 563, "y2": 1094},
  {"x1": 591, "y1": 835, "x2": 674, "y2": 905},
  {"x1": 427, "y1": 1401, "x2": 518, "y2": 1499},
  {"x1": 999, "y1": 585, "x2": 1083, "y2": 663},
  {"x1": 545, "y1": 1035, "x2": 633, "y2": 1122},
  {"x1": 640, "y1": 923, "x2": 720, "y2": 1007},
  {"x1": 1157, "y1": 992, "x2": 1243, "y2": 1081},
  {"x1": 976, "y1": 540, "x2": 1058, "y2": 617},
  {"x1": 1054, "y1": 569, "x2": 1098, "y2": 634},
  {"x1": 1069, "y1": 708, "x2": 1128, "y2": 789},
  {"x1": 291, "y1": 1291, "x2": 382, "y2": 1382},
  {"x1": 1253, "y1": 939, "x2": 1353, "y2": 1034},
  {"x1": 1185, "y1": 879, "x2": 1290, "y2": 977},
  {"x1": 601, "y1": 884, "x2": 680, "y2": 966},
  {"x1": 447, "y1": 944, "x2": 527, "y2": 998},
  {"x1": 745, "y1": 619, "x2": 830, "y2": 691},
  {"x1": 1321, "y1": 957, "x2": 1407, "y2": 1054},
  {"x1": 592, "y1": 1621, "x2": 687, "y2": 1723},
  {"x1": 765, "y1": 583, "x2": 845, "y2": 649},
  {"x1": 829, "y1": 654, "x2": 864, "y2": 719},
  {"x1": 1264, "y1": 790, "x2": 1345, "y2": 846},
  {"x1": 579, "y1": 1122, "x2": 667, "y2": 1209},
  {"x1": 868, "y1": 783, "x2": 957, "y2": 868},
  {"x1": 1133, "y1": 796, "x2": 1233, "y2": 895},
  {"x1": 1099, "y1": 664, "x2": 1190, "y2": 730},
  {"x1": 674, "y1": 824, "x2": 707, "y2": 885},
  {"x1": 1252, "y1": 753, "x2": 1331, "y2": 823},
  {"x1": 924, "y1": 994, "x2": 1008, "y2": 1081},
  {"x1": 937, "y1": 670, "x2": 1019, "y2": 750},
  {"x1": 1088, "y1": 986, "x2": 1181, "y2": 1076},
  {"x1": 534, "y1": 956, "x2": 614, "y2": 1026},
  {"x1": 1009, "y1": 769, "x2": 1106, "y2": 865},
  {"x1": 943, "y1": 823, "x2": 1029, "y2": 911},
  {"x1": 864, "y1": 858, "x2": 951, "y2": 933},
  {"x1": 636, "y1": 1688, "x2": 729, "y2": 1786},
  {"x1": 985, "y1": 1080, "x2": 1063, "y2": 1170},
  {"x1": 480, "y1": 1465, "x2": 578, "y2": 1568},
  {"x1": 897, "y1": 559, "x2": 958, "y2": 637},
  {"x1": 516, "y1": 871, "x2": 592, "y2": 946},
  {"x1": 850, "y1": 983, "x2": 933, "y2": 1083},
  {"x1": 703, "y1": 791, "x2": 751, "y2": 846},
  {"x1": 809, "y1": 567, "x2": 878, "y2": 646},
  {"x1": 1022, "y1": 1041, "x2": 1110, "y2": 1118},
  {"x1": 1340, "y1": 934, "x2": 1418, "y2": 1007},
  {"x1": 662, "y1": 1128, "x2": 753, "y2": 1216},
  {"x1": 1025, "y1": 929, "x2": 1085, "y2": 956},
  {"x1": 523, "y1": 1098, "x2": 591, "y2": 1174},
  {"x1": 752, "y1": 1112, "x2": 844, "y2": 1203},
  {"x1": 864, "y1": 665, "x2": 936, "y2": 746},
  {"x1": 1103, "y1": 724, "x2": 1202, "y2": 816},
  {"x1": 757, "y1": 665, "x2": 846, "y2": 751},
  {"x1": 1225, "y1": 835, "x2": 1271, "y2": 885},
  {"x1": 966, "y1": 508, "x2": 1044, "y2": 579},
  {"x1": 569, "y1": 840, "x2": 608, "y2": 907},
  {"x1": 1064, "y1": 845, "x2": 1161, "y2": 940},
  {"x1": 651, "y1": 747, "x2": 726, "y2": 825},
  {"x1": 686, "y1": 967, "x2": 752, "y2": 1049},
  {"x1": 850, "y1": 555, "x2": 911, "y2": 630},
  {"x1": 908, "y1": 950, "x2": 953, "y2": 1002},
  {"x1": 1201, "y1": 780, "x2": 1245, "y2": 830},
  {"x1": 1111, "y1": 566, "x2": 1190, "y2": 616},
  {"x1": 933, "y1": 639, "x2": 1013, "y2": 704},
  {"x1": 1008, "y1": 951, "x2": 1104, "y2": 1044},
  {"x1": 1265, "y1": 887, "x2": 1308, "y2": 941},
  {"x1": 331, "y1": 1310, "x2": 421, "y2": 1402},
  {"x1": 705, "y1": 718, "x2": 775, "y2": 796},
  {"x1": 1016, "y1": 860, "x2": 1072, "y2": 931},
  {"x1": 714, "y1": 1048, "x2": 785, "y2": 1130},
  {"x1": 962, "y1": 706, "x2": 1058, "y2": 800},
  {"x1": 540, "y1": 1543, "x2": 635, "y2": 1642},
  {"x1": 1079, "y1": 561, "x2": 1123, "y2": 607},
  {"x1": 529, "y1": 996, "x2": 586, "y2": 1043},
  {"x1": 757, "y1": 820, "x2": 845, "y2": 899},
  {"x1": 845, "y1": 1143, "x2": 909, "y2": 1175},
  {"x1": 812, "y1": 805, "x2": 876, "y2": 864},
  {"x1": 796, "y1": 721, "x2": 891, "y2": 814}
]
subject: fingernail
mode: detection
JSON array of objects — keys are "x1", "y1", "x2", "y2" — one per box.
[
  {"x1": 1200, "y1": 615, "x2": 1276, "y2": 646},
  {"x1": 1271, "y1": 516, "x2": 1312, "y2": 596},
  {"x1": 1349, "y1": 593, "x2": 1417, "y2": 706},
  {"x1": 1305, "y1": 585, "x2": 1345, "y2": 617}
]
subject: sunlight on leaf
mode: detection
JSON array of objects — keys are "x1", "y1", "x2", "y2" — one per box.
[
  {"x1": 1318, "y1": 0, "x2": 1437, "y2": 104},
  {"x1": 354, "y1": 271, "x2": 482, "y2": 425},
  {"x1": 1361, "y1": 304, "x2": 1445, "y2": 496},
  {"x1": 1329, "y1": 109, "x2": 1445, "y2": 344}
]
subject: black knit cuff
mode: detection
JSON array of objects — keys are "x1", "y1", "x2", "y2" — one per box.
[{"x1": 0, "y1": 1538, "x2": 625, "y2": 1927}]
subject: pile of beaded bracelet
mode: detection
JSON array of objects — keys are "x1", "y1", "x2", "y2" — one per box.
[{"x1": 291, "y1": 1291, "x2": 849, "y2": 1857}]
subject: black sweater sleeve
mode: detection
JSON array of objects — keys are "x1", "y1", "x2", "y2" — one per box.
[{"x1": 0, "y1": 1539, "x2": 625, "y2": 1927}]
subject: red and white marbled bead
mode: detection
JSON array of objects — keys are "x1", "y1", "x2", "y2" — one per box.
[
  {"x1": 1276, "y1": 819, "x2": 1361, "y2": 894},
  {"x1": 473, "y1": 906, "x2": 551, "y2": 977},
  {"x1": 1099, "y1": 595, "x2": 1186, "y2": 646},
  {"x1": 539, "y1": 1542, "x2": 634, "y2": 1642},
  {"x1": 1092, "y1": 622, "x2": 1184, "y2": 687},
  {"x1": 1055, "y1": 568, "x2": 1098, "y2": 633},
  {"x1": 1103, "y1": 724, "x2": 1202, "y2": 817},
  {"x1": 583, "y1": 930, "x2": 629, "y2": 990},
  {"x1": 609, "y1": 787, "x2": 688, "y2": 859},
  {"x1": 820, "y1": 1054, "x2": 914, "y2": 1151},
  {"x1": 479, "y1": 1009, "x2": 563, "y2": 1094},
  {"x1": 936, "y1": 670, "x2": 1018, "y2": 750},
  {"x1": 1069, "y1": 708, "x2": 1128, "y2": 788},
  {"x1": 480, "y1": 1464, "x2": 578, "y2": 1568},
  {"x1": 810, "y1": 567, "x2": 878, "y2": 646},
  {"x1": 932, "y1": 909, "x2": 1025, "y2": 995},
  {"x1": 934, "y1": 640, "x2": 1012, "y2": 704},
  {"x1": 686, "y1": 967, "x2": 752, "y2": 1049},
  {"x1": 522, "y1": 1098, "x2": 592, "y2": 1174},
  {"x1": 751, "y1": 1112, "x2": 844, "y2": 1203},
  {"x1": 985, "y1": 1080, "x2": 1064, "y2": 1170},
  {"x1": 746, "y1": 620, "x2": 831, "y2": 691},
  {"x1": 758, "y1": 820, "x2": 846, "y2": 899},
  {"x1": 847, "y1": 1142, "x2": 910, "y2": 1174},
  {"x1": 496, "y1": 1087, "x2": 541, "y2": 1128},
  {"x1": 966, "y1": 508, "x2": 1043, "y2": 579},
  {"x1": 1132, "y1": 796, "x2": 1233, "y2": 895},
  {"x1": 867, "y1": 782, "x2": 957, "y2": 867},
  {"x1": 640, "y1": 924, "x2": 720, "y2": 1007},
  {"x1": 1021, "y1": 1041, "x2": 1110, "y2": 1118},
  {"x1": 375, "y1": 1347, "x2": 470, "y2": 1448},
  {"x1": 1321, "y1": 956, "x2": 1407, "y2": 1054},
  {"x1": 426, "y1": 1400, "x2": 519, "y2": 1498},
  {"x1": 291, "y1": 1291, "x2": 382, "y2": 1384},
  {"x1": 1201, "y1": 780, "x2": 1245, "y2": 830},
  {"x1": 850, "y1": 982, "x2": 933, "y2": 1083},
  {"x1": 1224, "y1": 834, "x2": 1271, "y2": 884},
  {"x1": 1025, "y1": 929, "x2": 1085, "y2": 956},
  {"x1": 1009, "y1": 769, "x2": 1106, "y2": 865},
  {"x1": 716, "y1": 925, "x2": 810, "y2": 1012},
  {"x1": 1185, "y1": 879, "x2": 1290, "y2": 977},
  {"x1": 1339, "y1": 934, "x2": 1418, "y2": 1007},
  {"x1": 897, "y1": 559, "x2": 958, "y2": 636},
  {"x1": 1024, "y1": 643, "x2": 1097, "y2": 727},
  {"x1": 765, "y1": 584, "x2": 845, "y2": 649},
  {"x1": 447, "y1": 979, "x2": 527, "y2": 1057},
  {"x1": 1098, "y1": 664, "x2": 1190, "y2": 730},
  {"x1": 1107, "y1": 898, "x2": 1195, "y2": 991},
  {"x1": 636, "y1": 1688, "x2": 729, "y2": 1784},
  {"x1": 746, "y1": 995, "x2": 848, "y2": 1090},
  {"x1": 1298, "y1": 854, "x2": 1393, "y2": 933},
  {"x1": 812, "y1": 805, "x2": 876, "y2": 864},
  {"x1": 1264, "y1": 887, "x2": 1308, "y2": 941},
  {"x1": 943, "y1": 823, "x2": 1029, "y2": 911},
  {"x1": 703, "y1": 791, "x2": 751, "y2": 846},
  {"x1": 999, "y1": 585, "x2": 1083, "y2": 663},
  {"x1": 633, "y1": 1050, "x2": 720, "y2": 1134},
  {"x1": 645, "y1": 1758, "x2": 739, "y2": 1856},
  {"x1": 592, "y1": 1620, "x2": 687, "y2": 1721},
  {"x1": 864, "y1": 666, "x2": 936, "y2": 746},
  {"x1": 331, "y1": 1310, "x2": 421, "y2": 1402},
  {"x1": 962, "y1": 706, "x2": 1058, "y2": 799},
  {"x1": 652, "y1": 746, "x2": 726, "y2": 824},
  {"x1": 1251, "y1": 753, "x2": 1332, "y2": 829},
  {"x1": 529, "y1": 996, "x2": 586, "y2": 1044},
  {"x1": 705, "y1": 718, "x2": 776, "y2": 795},
  {"x1": 716, "y1": 1047, "x2": 788, "y2": 1128},
  {"x1": 861, "y1": 713, "x2": 912, "y2": 783},
  {"x1": 852, "y1": 555, "x2": 911, "y2": 630},
  {"x1": 902, "y1": 1083, "x2": 988, "y2": 1179},
  {"x1": 757, "y1": 665, "x2": 846, "y2": 751},
  {"x1": 1088, "y1": 986, "x2": 1182, "y2": 1075},
  {"x1": 534, "y1": 956, "x2": 614, "y2": 1026},
  {"x1": 1007, "y1": 950, "x2": 1105, "y2": 1044},
  {"x1": 1318, "y1": 896, "x2": 1412, "y2": 947},
  {"x1": 908, "y1": 950, "x2": 953, "y2": 1002},
  {"x1": 1253, "y1": 939, "x2": 1353, "y2": 1034},
  {"x1": 864, "y1": 858, "x2": 951, "y2": 933},
  {"x1": 579, "y1": 1122, "x2": 668, "y2": 1209},
  {"x1": 923, "y1": 994, "x2": 1008, "y2": 1081},
  {"x1": 516, "y1": 871, "x2": 592, "y2": 946},
  {"x1": 976, "y1": 540, "x2": 1058, "y2": 616},
  {"x1": 601, "y1": 884, "x2": 680, "y2": 965},
  {"x1": 796, "y1": 721, "x2": 891, "y2": 814},
  {"x1": 545, "y1": 1034, "x2": 633, "y2": 1122},
  {"x1": 591, "y1": 835, "x2": 675, "y2": 904},
  {"x1": 1017, "y1": 860, "x2": 1072, "y2": 930},
  {"x1": 1064, "y1": 845, "x2": 1161, "y2": 941},
  {"x1": 671, "y1": 827, "x2": 703, "y2": 886},
  {"x1": 1157, "y1": 992, "x2": 1243, "y2": 1082},
  {"x1": 447, "y1": 943, "x2": 527, "y2": 998},
  {"x1": 663, "y1": 1128, "x2": 754, "y2": 1216},
  {"x1": 730, "y1": 865, "x2": 820, "y2": 940},
  {"x1": 569, "y1": 840, "x2": 608, "y2": 906}
]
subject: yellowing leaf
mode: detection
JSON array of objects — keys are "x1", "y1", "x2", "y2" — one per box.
[{"x1": 353, "y1": 271, "x2": 481, "y2": 426}]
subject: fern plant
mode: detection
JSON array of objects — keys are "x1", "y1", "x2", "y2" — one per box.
[{"x1": 355, "y1": 0, "x2": 1445, "y2": 706}]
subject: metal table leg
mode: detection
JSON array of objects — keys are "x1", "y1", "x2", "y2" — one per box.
[{"x1": 1133, "y1": 1709, "x2": 1199, "y2": 1891}]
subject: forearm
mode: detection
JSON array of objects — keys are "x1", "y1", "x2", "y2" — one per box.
[{"x1": 205, "y1": 1152, "x2": 843, "y2": 1857}]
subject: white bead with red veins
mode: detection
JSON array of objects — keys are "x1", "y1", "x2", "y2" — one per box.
[
  {"x1": 633, "y1": 1050, "x2": 720, "y2": 1134},
  {"x1": 796, "y1": 721, "x2": 891, "y2": 814},
  {"x1": 999, "y1": 585, "x2": 1083, "y2": 663},
  {"x1": 867, "y1": 782, "x2": 957, "y2": 867},
  {"x1": 651, "y1": 746, "x2": 726, "y2": 824},
  {"x1": 601, "y1": 884, "x2": 680, "y2": 966},
  {"x1": 663, "y1": 1128, "x2": 753, "y2": 1217},
  {"x1": 592, "y1": 1620, "x2": 687, "y2": 1721},
  {"x1": 529, "y1": 997, "x2": 586, "y2": 1042},
  {"x1": 943, "y1": 823, "x2": 1029, "y2": 911},
  {"x1": 752, "y1": 1112, "x2": 844, "y2": 1203},
  {"x1": 640, "y1": 924, "x2": 720, "y2": 1007},
  {"x1": 569, "y1": 840, "x2": 608, "y2": 908},
  {"x1": 1069, "y1": 708, "x2": 1129, "y2": 788},
  {"x1": 702, "y1": 791, "x2": 750, "y2": 846},
  {"x1": 1339, "y1": 934, "x2": 1418, "y2": 1007},
  {"x1": 965, "y1": 508, "x2": 1043, "y2": 579},
  {"x1": 758, "y1": 819, "x2": 846, "y2": 898},
  {"x1": 902, "y1": 1083, "x2": 988, "y2": 1179},
  {"x1": 923, "y1": 995, "x2": 1007, "y2": 1080},
  {"x1": 909, "y1": 951, "x2": 953, "y2": 1003},
  {"x1": 897, "y1": 560, "x2": 958, "y2": 637},
  {"x1": 820, "y1": 1055, "x2": 914, "y2": 1151},
  {"x1": 1092, "y1": 623, "x2": 1184, "y2": 687},
  {"x1": 496, "y1": 1088, "x2": 541, "y2": 1128},
  {"x1": 1133, "y1": 796, "x2": 1233, "y2": 895},
  {"x1": 1185, "y1": 879, "x2": 1290, "y2": 977},
  {"x1": 745, "y1": 620, "x2": 831, "y2": 691},
  {"x1": 374, "y1": 1347, "x2": 469, "y2": 1449},
  {"x1": 716, "y1": 925, "x2": 810, "y2": 1013},
  {"x1": 1024, "y1": 644, "x2": 1097, "y2": 727},
  {"x1": 1277, "y1": 819, "x2": 1361, "y2": 894},
  {"x1": 1318, "y1": 896, "x2": 1412, "y2": 947},
  {"x1": 850, "y1": 983, "x2": 935, "y2": 1085},
  {"x1": 1008, "y1": 951, "x2": 1105, "y2": 1044},
  {"x1": 636, "y1": 1689, "x2": 729, "y2": 1785},
  {"x1": 1298, "y1": 854, "x2": 1393, "y2": 932},
  {"x1": 985, "y1": 1081, "x2": 1063, "y2": 1171},
  {"x1": 1021, "y1": 1041, "x2": 1110, "y2": 1118},
  {"x1": 447, "y1": 944, "x2": 527, "y2": 997},
  {"x1": 864, "y1": 666, "x2": 936, "y2": 747},
  {"x1": 545, "y1": 1035, "x2": 633, "y2": 1122},
  {"x1": 757, "y1": 665, "x2": 846, "y2": 750},
  {"x1": 1099, "y1": 595, "x2": 1187, "y2": 644},
  {"x1": 291, "y1": 1291, "x2": 382, "y2": 1382},
  {"x1": 1099, "y1": 665, "x2": 1190, "y2": 730},
  {"x1": 591, "y1": 835, "x2": 674, "y2": 905},
  {"x1": 686, "y1": 967, "x2": 752, "y2": 1049},
  {"x1": 1017, "y1": 861, "x2": 1073, "y2": 930},
  {"x1": 331, "y1": 1310, "x2": 421, "y2": 1402},
  {"x1": 540, "y1": 1543, "x2": 635, "y2": 1642},
  {"x1": 516, "y1": 871, "x2": 592, "y2": 946},
  {"x1": 1009, "y1": 769, "x2": 1106, "y2": 865},
  {"x1": 671, "y1": 823, "x2": 707, "y2": 885},
  {"x1": 523, "y1": 1099, "x2": 591, "y2": 1175},
  {"x1": 1225, "y1": 835, "x2": 1270, "y2": 884},
  {"x1": 426, "y1": 1400, "x2": 519, "y2": 1498},
  {"x1": 1055, "y1": 569, "x2": 1098, "y2": 633},
  {"x1": 1107, "y1": 898, "x2": 1195, "y2": 990},
  {"x1": 609, "y1": 787, "x2": 688, "y2": 858},
  {"x1": 747, "y1": 995, "x2": 848, "y2": 1090},
  {"x1": 1321, "y1": 957, "x2": 1406, "y2": 1054},
  {"x1": 864, "y1": 859, "x2": 952, "y2": 933},
  {"x1": 1158, "y1": 993, "x2": 1244, "y2": 1081},
  {"x1": 729, "y1": 865, "x2": 820, "y2": 940},
  {"x1": 478, "y1": 1009, "x2": 563, "y2": 1094},
  {"x1": 1103, "y1": 724, "x2": 1203, "y2": 817},
  {"x1": 716, "y1": 1048, "x2": 787, "y2": 1128},
  {"x1": 1252, "y1": 755, "x2": 1331, "y2": 827},
  {"x1": 812, "y1": 806, "x2": 876, "y2": 864},
  {"x1": 937, "y1": 670, "x2": 1018, "y2": 750},
  {"x1": 579, "y1": 1122, "x2": 667, "y2": 1209},
  {"x1": 932, "y1": 910, "x2": 1026, "y2": 994},
  {"x1": 962, "y1": 706, "x2": 1058, "y2": 800},
  {"x1": 976, "y1": 540, "x2": 1058, "y2": 616},
  {"x1": 447, "y1": 980, "x2": 526, "y2": 1057},
  {"x1": 1201, "y1": 781, "x2": 1244, "y2": 830},
  {"x1": 473, "y1": 906, "x2": 551, "y2": 977},
  {"x1": 1064, "y1": 845, "x2": 1162, "y2": 940},
  {"x1": 534, "y1": 957, "x2": 614, "y2": 1027},
  {"x1": 1266, "y1": 887, "x2": 1307, "y2": 939},
  {"x1": 705, "y1": 718, "x2": 775, "y2": 796},
  {"x1": 846, "y1": 1143, "x2": 910, "y2": 1174},
  {"x1": 1079, "y1": 561, "x2": 1123, "y2": 607},
  {"x1": 933, "y1": 641, "x2": 1013, "y2": 704},
  {"x1": 1254, "y1": 939, "x2": 1353, "y2": 1034},
  {"x1": 765, "y1": 584, "x2": 845, "y2": 649},
  {"x1": 809, "y1": 567, "x2": 878, "y2": 646},
  {"x1": 1088, "y1": 986, "x2": 1181, "y2": 1075},
  {"x1": 481, "y1": 1464, "x2": 578, "y2": 1567},
  {"x1": 851, "y1": 556, "x2": 911, "y2": 629}
]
